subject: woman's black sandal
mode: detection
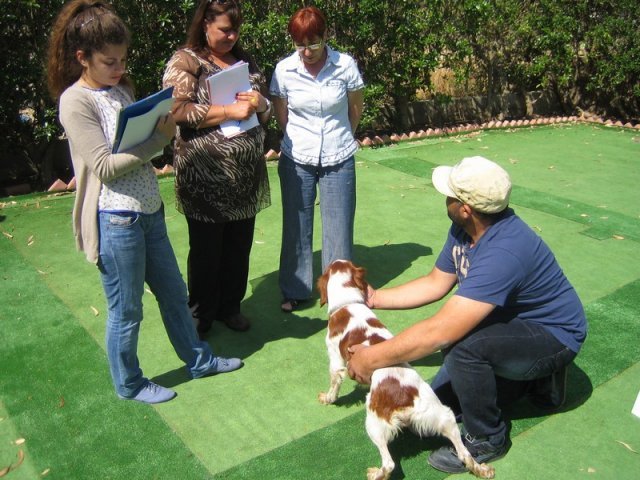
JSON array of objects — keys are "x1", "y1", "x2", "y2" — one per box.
[{"x1": 280, "y1": 299, "x2": 300, "y2": 313}]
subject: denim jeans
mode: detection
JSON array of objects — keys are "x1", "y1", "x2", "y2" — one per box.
[
  {"x1": 430, "y1": 317, "x2": 576, "y2": 441},
  {"x1": 98, "y1": 207, "x2": 219, "y2": 398},
  {"x1": 278, "y1": 154, "x2": 356, "y2": 300}
]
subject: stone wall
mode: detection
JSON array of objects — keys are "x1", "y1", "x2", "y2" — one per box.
[
  {"x1": 4, "y1": 89, "x2": 636, "y2": 197},
  {"x1": 374, "y1": 90, "x2": 564, "y2": 132}
]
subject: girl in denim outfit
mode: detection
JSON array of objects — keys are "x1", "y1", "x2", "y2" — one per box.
[
  {"x1": 47, "y1": 0, "x2": 242, "y2": 404},
  {"x1": 270, "y1": 6, "x2": 364, "y2": 313}
]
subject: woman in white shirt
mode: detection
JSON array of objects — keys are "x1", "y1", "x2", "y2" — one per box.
[{"x1": 269, "y1": 6, "x2": 364, "y2": 313}]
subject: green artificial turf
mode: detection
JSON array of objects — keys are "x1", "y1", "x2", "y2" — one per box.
[
  {"x1": 497, "y1": 362, "x2": 640, "y2": 480},
  {"x1": 1, "y1": 122, "x2": 639, "y2": 479},
  {"x1": 204, "y1": 278, "x2": 640, "y2": 480},
  {"x1": 0, "y1": 232, "x2": 211, "y2": 479}
]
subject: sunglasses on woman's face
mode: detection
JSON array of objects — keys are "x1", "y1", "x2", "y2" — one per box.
[
  {"x1": 208, "y1": 0, "x2": 234, "y2": 4},
  {"x1": 294, "y1": 41, "x2": 324, "y2": 52}
]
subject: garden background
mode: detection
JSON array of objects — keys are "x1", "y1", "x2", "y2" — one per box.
[{"x1": 1, "y1": 0, "x2": 639, "y2": 194}]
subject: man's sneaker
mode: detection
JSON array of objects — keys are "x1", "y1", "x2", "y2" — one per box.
[
  {"x1": 428, "y1": 431, "x2": 509, "y2": 474},
  {"x1": 530, "y1": 365, "x2": 568, "y2": 410},
  {"x1": 195, "y1": 357, "x2": 244, "y2": 378},
  {"x1": 119, "y1": 381, "x2": 176, "y2": 404}
]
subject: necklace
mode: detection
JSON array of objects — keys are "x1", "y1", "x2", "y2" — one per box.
[
  {"x1": 207, "y1": 50, "x2": 237, "y2": 69},
  {"x1": 79, "y1": 75, "x2": 104, "y2": 90}
]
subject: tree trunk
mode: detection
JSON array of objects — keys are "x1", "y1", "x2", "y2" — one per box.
[{"x1": 392, "y1": 93, "x2": 410, "y2": 132}]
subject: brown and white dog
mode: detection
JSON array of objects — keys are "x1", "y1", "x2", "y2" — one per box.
[{"x1": 317, "y1": 259, "x2": 495, "y2": 480}]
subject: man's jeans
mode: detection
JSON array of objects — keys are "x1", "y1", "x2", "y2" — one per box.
[
  {"x1": 278, "y1": 154, "x2": 356, "y2": 300},
  {"x1": 430, "y1": 318, "x2": 576, "y2": 441},
  {"x1": 98, "y1": 207, "x2": 219, "y2": 398}
]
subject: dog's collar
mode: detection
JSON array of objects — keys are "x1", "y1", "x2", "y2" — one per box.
[{"x1": 328, "y1": 298, "x2": 365, "y2": 316}]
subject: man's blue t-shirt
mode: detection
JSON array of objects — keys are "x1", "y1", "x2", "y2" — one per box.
[{"x1": 435, "y1": 209, "x2": 587, "y2": 353}]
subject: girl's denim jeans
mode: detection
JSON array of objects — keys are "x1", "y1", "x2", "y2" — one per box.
[{"x1": 98, "y1": 207, "x2": 219, "y2": 398}]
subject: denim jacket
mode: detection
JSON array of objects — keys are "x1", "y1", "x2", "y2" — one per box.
[{"x1": 270, "y1": 46, "x2": 364, "y2": 166}]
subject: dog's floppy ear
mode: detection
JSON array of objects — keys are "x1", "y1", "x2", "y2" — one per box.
[
  {"x1": 352, "y1": 264, "x2": 369, "y2": 295},
  {"x1": 317, "y1": 270, "x2": 329, "y2": 306}
]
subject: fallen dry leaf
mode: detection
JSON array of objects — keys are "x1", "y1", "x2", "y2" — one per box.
[
  {"x1": 14, "y1": 438, "x2": 25, "y2": 446},
  {"x1": 616, "y1": 440, "x2": 638, "y2": 453},
  {"x1": 37, "y1": 269, "x2": 47, "y2": 275},
  {"x1": 2, "y1": 231, "x2": 13, "y2": 240},
  {"x1": 612, "y1": 235, "x2": 625, "y2": 240},
  {"x1": 90, "y1": 306, "x2": 99, "y2": 316},
  {"x1": 41, "y1": 468, "x2": 51, "y2": 476},
  {"x1": 27, "y1": 235, "x2": 35, "y2": 246},
  {"x1": 0, "y1": 450, "x2": 24, "y2": 477},
  {"x1": 58, "y1": 396, "x2": 65, "y2": 408},
  {"x1": 13, "y1": 451, "x2": 23, "y2": 469}
]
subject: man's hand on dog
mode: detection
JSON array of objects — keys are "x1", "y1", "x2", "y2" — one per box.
[
  {"x1": 347, "y1": 344, "x2": 373, "y2": 384},
  {"x1": 365, "y1": 285, "x2": 377, "y2": 308}
]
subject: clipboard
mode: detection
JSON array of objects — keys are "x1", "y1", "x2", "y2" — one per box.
[
  {"x1": 206, "y1": 62, "x2": 259, "y2": 137},
  {"x1": 112, "y1": 87, "x2": 175, "y2": 153}
]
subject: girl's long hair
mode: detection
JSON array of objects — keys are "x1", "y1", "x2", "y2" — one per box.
[{"x1": 47, "y1": 0, "x2": 131, "y2": 99}]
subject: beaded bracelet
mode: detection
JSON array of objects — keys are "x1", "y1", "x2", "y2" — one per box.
[{"x1": 259, "y1": 98, "x2": 272, "y2": 114}]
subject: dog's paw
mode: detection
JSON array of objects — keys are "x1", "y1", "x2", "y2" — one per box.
[
  {"x1": 475, "y1": 463, "x2": 495, "y2": 479},
  {"x1": 366, "y1": 467, "x2": 389, "y2": 480},
  {"x1": 318, "y1": 392, "x2": 335, "y2": 404}
]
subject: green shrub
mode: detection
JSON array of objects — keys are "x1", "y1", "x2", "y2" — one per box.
[{"x1": 1, "y1": 0, "x2": 637, "y2": 191}]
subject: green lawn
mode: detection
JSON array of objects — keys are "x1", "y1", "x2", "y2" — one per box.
[{"x1": 1, "y1": 122, "x2": 639, "y2": 479}]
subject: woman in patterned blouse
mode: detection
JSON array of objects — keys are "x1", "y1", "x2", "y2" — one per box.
[{"x1": 163, "y1": 0, "x2": 271, "y2": 335}]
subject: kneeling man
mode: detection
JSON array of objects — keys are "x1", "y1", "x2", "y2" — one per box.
[{"x1": 348, "y1": 156, "x2": 587, "y2": 472}]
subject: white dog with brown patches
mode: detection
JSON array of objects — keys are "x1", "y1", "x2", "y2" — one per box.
[{"x1": 317, "y1": 260, "x2": 495, "y2": 480}]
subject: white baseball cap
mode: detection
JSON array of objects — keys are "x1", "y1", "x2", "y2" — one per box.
[{"x1": 431, "y1": 156, "x2": 512, "y2": 214}]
